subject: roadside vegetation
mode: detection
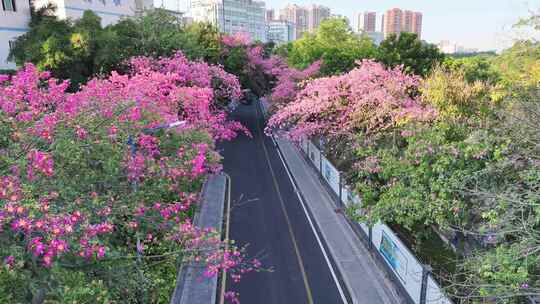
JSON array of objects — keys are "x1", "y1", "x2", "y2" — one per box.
[
  {"x1": 3, "y1": 6, "x2": 539, "y2": 303},
  {"x1": 267, "y1": 15, "x2": 540, "y2": 304}
]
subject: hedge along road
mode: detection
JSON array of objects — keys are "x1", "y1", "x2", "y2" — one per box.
[{"x1": 219, "y1": 102, "x2": 347, "y2": 304}]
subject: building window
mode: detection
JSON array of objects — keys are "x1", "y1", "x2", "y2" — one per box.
[
  {"x1": 112, "y1": 0, "x2": 120, "y2": 5},
  {"x1": 2, "y1": 0, "x2": 16, "y2": 11}
]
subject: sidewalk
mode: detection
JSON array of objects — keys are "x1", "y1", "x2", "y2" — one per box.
[{"x1": 274, "y1": 136, "x2": 405, "y2": 304}]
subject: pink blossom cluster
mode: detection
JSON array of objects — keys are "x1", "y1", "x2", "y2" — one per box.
[
  {"x1": 269, "y1": 60, "x2": 322, "y2": 105},
  {"x1": 169, "y1": 220, "x2": 261, "y2": 286},
  {"x1": 26, "y1": 150, "x2": 54, "y2": 180},
  {"x1": 220, "y1": 33, "x2": 321, "y2": 107},
  {"x1": 128, "y1": 51, "x2": 243, "y2": 103},
  {"x1": 267, "y1": 60, "x2": 437, "y2": 141},
  {"x1": 1, "y1": 198, "x2": 113, "y2": 267},
  {"x1": 0, "y1": 55, "x2": 256, "y2": 292},
  {"x1": 221, "y1": 32, "x2": 252, "y2": 48},
  {"x1": 0, "y1": 64, "x2": 69, "y2": 117}
]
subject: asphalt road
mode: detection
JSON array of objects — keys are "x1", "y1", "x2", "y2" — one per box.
[{"x1": 220, "y1": 103, "x2": 345, "y2": 304}]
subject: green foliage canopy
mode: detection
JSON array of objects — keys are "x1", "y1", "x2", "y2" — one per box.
[
  {"x1": 9, "y1": 9, "x2": 223, "y2": 89},
  {"x1": 376, "y1": 32, "x2": 445, "y2": 76},
  {"x1": 287, "y1": 17, "x2": 377, "y2": 75}
]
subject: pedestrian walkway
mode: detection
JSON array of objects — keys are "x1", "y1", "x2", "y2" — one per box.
[{"x1": 274, "y1": 136, "x2": 405, "y2": 304}]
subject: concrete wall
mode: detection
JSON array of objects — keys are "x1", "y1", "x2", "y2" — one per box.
[{"x1": 0, "y1": 0, "x2": 31, "y2": 69}]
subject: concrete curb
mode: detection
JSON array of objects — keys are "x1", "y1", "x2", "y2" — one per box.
[{"x1": 170, "y1": 173, "x2": 228, "y2": 304}]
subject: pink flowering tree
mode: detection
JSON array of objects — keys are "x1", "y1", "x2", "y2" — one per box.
[
  {"x1": 220, "y1": 32, "x2": 321, "y2": 101},
  {"x1": 267, "y1": 60, "x2": 436, "y2": 221},
  {"x1": 267, "y1": 60, "x2": 434, "y2": 143},
  {"x1": 267, "y1": 58, "x2": 321, "y2": 106},
  {"x1": 0, "y1": 60, "x2": 257, "y2": 303}
]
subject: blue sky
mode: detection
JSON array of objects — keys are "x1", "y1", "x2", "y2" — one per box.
[{"x1": 166, "y1": 0, "x2": 539, "y2": 51}]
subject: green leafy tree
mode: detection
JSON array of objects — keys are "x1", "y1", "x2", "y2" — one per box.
[
  {"x1": 9, "y1": 10, "x2": 104, "y2": 89},
  {"x1": 443, "y1": 56, "x2": 500, "y2": 84},
  {"x1": 288, "y1": 17, "x2": 377, "y2": 75},
  {"x1": 9, "y1": 8, "x2": 223, "y2": 87},
  {"x1": 492, "y1": 40, "x2": 540, "y2": 96},
  {"x1": 377, "y1": 32, "x2": 445, "y2": 76},
  {"x1": 181, "y1": 22, "x2": 222, "y2": 63}
]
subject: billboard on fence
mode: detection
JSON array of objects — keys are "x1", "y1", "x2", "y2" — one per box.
[
  {"x1": 379, "y1": 230, "x2": 409, "y2": 283},
  {"x1": 373, "y1": 224, "x2": 424, "y2": 303}
]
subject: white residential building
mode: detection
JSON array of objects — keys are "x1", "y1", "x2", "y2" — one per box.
[
  {"x1": 1, "y1": 0, "x2": 31, "y2": 70},
  {"x1": 267, "y1": 20, "x2": 295, "y2": 45},
  {"x1": 1, "y1": 0, "x2": 156, "y2": 70},
  {"x1": 191, "y1": 0, "x2": 266, "y2": 42},
  {"x1": 33, "y1": 0, "x2": 153, "y2": 26},
  {"x1": 438, "y1": 40, "x2": 478, "y2": 54}
]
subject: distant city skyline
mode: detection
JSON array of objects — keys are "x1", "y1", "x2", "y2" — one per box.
[{"x1": 167, "y1": 0, "x2": 539, "y2": 51}]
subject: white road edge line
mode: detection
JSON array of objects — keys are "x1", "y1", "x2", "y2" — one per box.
[{"x1": 272, "y1": 134, "x2": 349, "y2": 304}]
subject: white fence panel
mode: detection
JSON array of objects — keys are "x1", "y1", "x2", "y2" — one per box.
[
  {"x1": 426, "y1": 276, "x2": 453, "y2": 304},
  {"x1": 341, "y1": 185, "x2": 354, "y2": 206},
  {"x1": 307, "y1": 141, "x2": 321, "y2": 171},
  {"x1": 298, "y1": 139, "x2": 452, "y2": 304},
  {"x1": 342, "y1": 185, "x2": 361, "y2": 206},
  {"x1": 372, "y1": 223, "x2": 424, "y2": 304},
  {"x1": 341, "y1": 185, "x2": 350, "y2": 206},
  {"x1": 359, "y1": 222, "x2": 370, "y2": 236},
  {"x1": 321, "y1": 155, "x2": 340, "y2": 196},
  {"x1": 300, "y1": 137, "x2": 309, "y2": 153}
]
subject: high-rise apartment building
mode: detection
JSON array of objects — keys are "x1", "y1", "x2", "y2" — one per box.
[
  {"x1": 402, "y1": 10, "x2": 414, "y2": 33},
  {"x1": 280, "y1": 3, "x2": 329, "y2": 39},
  {"x1": 266, "y1": 8, "x2": 275, "y2": 21},
  {"x1": 383, "y1": 8, "x2": 402, "y2": 38},
  {"x1": 383, "y1": 8, "x2": 422, "y2": 39},
  {"x1": 358, "y1": 11, "x2": 376, "y2": 32},
  {"x1": 307, "y1": 4, "x2": 330, "y2": 32},
  {"x1": 279, "y1": 4, "x2": 308, "y2": 38},
  {"x1": 192, "y1": 0, "x2": 267, "y2": 42},
  {"x1": 411, "y1": 12, "x2": 422, "y2": 38},
  {"x1": 267, "y1": 20, "x2": 296, "y2": 44}
]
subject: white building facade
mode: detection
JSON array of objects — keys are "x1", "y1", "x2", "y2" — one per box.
[
  {"x1": 1, "y1": 0, "x2": 31, "y2": 70},
  {"x1": 33, "y1": 0, "x2": 153, "y2": 26},
  {"x1": 267, "y1": 20, "x2": 295, "y2": 45},
  {"x1": 191, "y1": 0, "x2": 266, "y2": 42},
  {"x1": 1, "y1": 0, "x2": 154, "y2": 70}
]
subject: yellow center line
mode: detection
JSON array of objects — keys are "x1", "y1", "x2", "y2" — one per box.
[{"x1": 254, "y1": 104, "x2": 315, "y2": 304}]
